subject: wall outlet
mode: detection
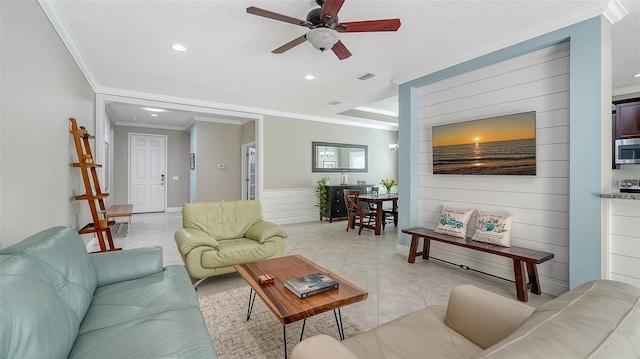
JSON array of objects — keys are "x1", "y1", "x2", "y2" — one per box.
[{"x1": 172, "y1": 176, "x2": 179, "y2": 180}]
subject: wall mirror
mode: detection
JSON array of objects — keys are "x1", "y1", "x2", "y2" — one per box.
[{"x1": 312, "y1": 141, "x2": 368, "y2": 172}]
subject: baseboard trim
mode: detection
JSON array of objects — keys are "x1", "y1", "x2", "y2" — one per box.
[
  {"x1": 268, "y1": 215, "x2": 319, "y2": 225},
  {"x1": 397, "y1": 243, "x2": 410, "y2": 256},
  {"x1": 166, "y1": 207, "x2": 182, "y2": 213}
]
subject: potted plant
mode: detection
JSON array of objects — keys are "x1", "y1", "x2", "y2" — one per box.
[{"x1": 315, "y1": 177, "x2": 329, "y2": 217}]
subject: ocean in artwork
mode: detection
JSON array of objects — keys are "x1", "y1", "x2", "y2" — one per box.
[{"x1": 433, "y1": 138, "x2": 536, "y2": 175}]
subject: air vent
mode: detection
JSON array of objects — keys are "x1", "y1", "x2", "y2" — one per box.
[
  {"x1": 328, "y1": 101, "x2": 342, "y2": 105},
  {"x1": 356, "y1": 73, "x2": 376, "y2": 81}
]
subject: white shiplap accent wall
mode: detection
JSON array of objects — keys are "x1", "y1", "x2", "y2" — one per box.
[
  {"x1": 417, "y1": 43, "x2": 570, "y2": 296},
  {"x1": 261, "y1": 188, "x2": 318, "y2": 225},
  {"x1": 609, "y1": 199, "x2": 640, "y2": 287}
]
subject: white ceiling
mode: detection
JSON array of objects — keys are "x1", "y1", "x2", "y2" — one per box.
[{"x1": 41, "y1": 0, "x2": 639, "y2": 130}]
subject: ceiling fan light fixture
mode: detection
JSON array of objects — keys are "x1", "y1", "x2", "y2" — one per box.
[{"x1": 306, "y1": 28, "x2": 338, "y2": 52}]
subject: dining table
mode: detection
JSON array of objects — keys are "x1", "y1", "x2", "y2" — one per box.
[{"x1": 358, "y1": 194, "x2": 398, "y2": 235}]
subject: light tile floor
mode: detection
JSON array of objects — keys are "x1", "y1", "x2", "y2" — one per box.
[{"x1": 101, "y1": 211, "x2": 554, "y2": 331}]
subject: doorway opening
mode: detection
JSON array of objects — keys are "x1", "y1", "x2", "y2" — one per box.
[
  {"x1": 96, "y1": 94, "x2": 264, "y2": 206},
  {"x1": 242, "y1": 142, "x2": 256, "y2": 200}
]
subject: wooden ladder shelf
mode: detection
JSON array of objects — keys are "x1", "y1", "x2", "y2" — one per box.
[{"x1": 70, "y1": 118, "x2": 121, "y2": 252}]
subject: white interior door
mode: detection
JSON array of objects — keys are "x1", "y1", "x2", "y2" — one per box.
[{"x1": 130, "y1": 134, "x2": 166, "y2": 213}]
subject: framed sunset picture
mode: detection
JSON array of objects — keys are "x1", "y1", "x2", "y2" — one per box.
[{"x1": 432, "y1": 111, "x2": 536, "y2": 175}]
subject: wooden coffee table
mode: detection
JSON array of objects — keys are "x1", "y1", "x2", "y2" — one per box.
[{"x1": 235, "y1": 255, "x2": 368, "y2": 358}]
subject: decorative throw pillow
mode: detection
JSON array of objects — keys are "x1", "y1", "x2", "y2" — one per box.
[
  {"x1": 472, "y1": 211, "x2": 514, "y2": 247},
  {"x1": 434, "y1": 207, "x2": 474, "y2": 238}
]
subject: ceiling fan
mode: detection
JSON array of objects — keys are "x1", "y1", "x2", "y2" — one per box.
[{"x1": 246, "y1": 0, "x2": 401, "y2": 60}]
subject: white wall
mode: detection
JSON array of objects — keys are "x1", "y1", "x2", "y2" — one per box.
[
  {"x1": 263, "y1": 115, "x2": 398, "y2": 189},
  {"x1": 417, "y1": 43, "x2": 570, "y2": 295},
  {"x1": 261, "y1": 115, "x2": 398, "y2": 224},
  {"x1": 194, "y1": 121, "x2": 242, "y2": 202},
  {"x1": 103, "y1": 111, "x2": 115, "y2": 208},
  {"x1": 262, "y1": 188, "x2": 318, "y2": 225},
  {"x1": 0, "y1": 0, "x2": 95, "y2": 248}
]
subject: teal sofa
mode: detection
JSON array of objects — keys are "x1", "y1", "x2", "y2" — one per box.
[{"x1": 0, "y1": 226, "x2": 217, "y2": 358}]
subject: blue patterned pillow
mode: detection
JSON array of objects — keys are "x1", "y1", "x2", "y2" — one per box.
[{"x1": 434, "y1": 207, "x2": 474, "y2": 238}]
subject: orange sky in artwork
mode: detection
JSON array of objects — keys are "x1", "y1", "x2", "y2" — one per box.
[{"x1": 432, "y1": 112, "x2": 536, "y2": 147}]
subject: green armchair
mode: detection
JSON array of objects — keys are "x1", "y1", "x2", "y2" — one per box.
[{"x1": 175, "y1": 200, "x2": 287, "y2": 286}]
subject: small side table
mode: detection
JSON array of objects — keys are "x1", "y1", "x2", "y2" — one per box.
[{"x1": 107, "y1": 204, "x2": 134, "y2": 235}]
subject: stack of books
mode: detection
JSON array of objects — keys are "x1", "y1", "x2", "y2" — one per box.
[{"x1": 284, "y1": 272, "x2": 339, "y2": 298}]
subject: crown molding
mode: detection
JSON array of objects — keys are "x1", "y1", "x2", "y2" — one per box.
[
  {"x1": 38, "y1": 0, "x2": 100, "y2": 91},
  {"x1": 114, "y1": 121, "x2": 188, "y2": 132},
  {"x1": 602, "y1": 0, "x2": 628, "y2": 24},
  {"x1": 97, "y1": 87, "x2": 398, "y2": 131},
  {"x1": 192, "y1": 115, "x2": 244, "y2": 126},
  {"x1": 612, "y1": 84, "x2": 640, "y2": 97}
]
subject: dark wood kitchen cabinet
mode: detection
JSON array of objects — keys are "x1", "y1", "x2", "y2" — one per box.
[{"x1": 615, "y1": 99, "x2": 640, "y2": 139}]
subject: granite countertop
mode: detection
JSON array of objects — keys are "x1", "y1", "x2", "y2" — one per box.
[{"x1": 600, "y1": 193, "x2": 640, "y2": 200}]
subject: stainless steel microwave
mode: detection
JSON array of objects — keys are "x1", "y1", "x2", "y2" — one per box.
[{"x1": 615, "y1": 138, "x2": 640, "y2": 164}]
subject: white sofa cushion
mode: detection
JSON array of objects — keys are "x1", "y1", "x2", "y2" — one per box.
[
  {"x1": 342, "y1": 305, "x2": 483, "y2": 359},
  {"x1": 445, "y1": 285, "x2": 534, "y2": 349},
  {"x1": 475, "y1": 280, "x2": 640, "y2": 358}
]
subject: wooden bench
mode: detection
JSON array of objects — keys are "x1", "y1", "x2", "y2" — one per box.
[{"x1": 402, "y1": 227, "x2": 554, "y2": 302}]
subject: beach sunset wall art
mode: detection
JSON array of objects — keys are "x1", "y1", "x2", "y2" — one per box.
[{"x1": 432, "y1": 111, "x2": 536, "y2": 175}]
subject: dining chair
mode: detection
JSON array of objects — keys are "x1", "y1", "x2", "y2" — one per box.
[
  {"x1": 343, "y1": 189, "x2": 379, "y2": 235},
  {"x1": 383, "y1": 200, "x2": 398, "y2": 228},
  {"x1": 365, "y1": 186, "x2": 380, "y2": 212}
]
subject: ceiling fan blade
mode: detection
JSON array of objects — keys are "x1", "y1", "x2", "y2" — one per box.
[
  {"x1": 272, "y1": 35, "x2": 308, "y2": 54},
  {"x1": 336, "y1": 19, "x2": 401, "y2": 33},
  {"x1": 320, "y1": 0, "x2": 345, "y2": 22},
  {"x1": 331, "y1": 40, "x2": 352, "y2": 60},
  {"x1": 246, "y1": 6, "x2": 312, "y2": 27}
]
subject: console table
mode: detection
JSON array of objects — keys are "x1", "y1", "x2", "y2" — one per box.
[{"x1": 321, "y1": 185, "x2": 369, "y2": 222}]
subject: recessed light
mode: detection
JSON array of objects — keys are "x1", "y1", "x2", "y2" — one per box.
[
  {"x1": 304, "y1": 74, "x2": 315, "y2": 80},
  {"x1": 142, "y1": 107, "x2": 167, "y2": 113},
  {"x1": 150, "y1": 114, "x2": 158, "y2": 117},
  {"x1": 171, "y1": 44, "x2": 187, "y2": 52},
  {"x1": 634, "y1": 73, "x2": 640, "y2": 78}
]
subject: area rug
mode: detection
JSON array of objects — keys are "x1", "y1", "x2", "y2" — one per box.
[{"x1": 198, "y1": 286, "x2": 362, "y2": 359}]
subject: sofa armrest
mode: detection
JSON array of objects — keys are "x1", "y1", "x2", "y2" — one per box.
[
  {"x1": 89, "y1": 246, "x2": 164, "y2": 287},
  {"x1": 291, "y1": 334, "x2": 360, "y2": 359},
  {"x1": 175, "y1": 227, "x2": 220, "y2": 255},
  {"x1": 444, "y1": 285, "x2": 535, "y2": 349},
  {"x1": 245, "y1": 220, "x2": 288, "y2": 244}
]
